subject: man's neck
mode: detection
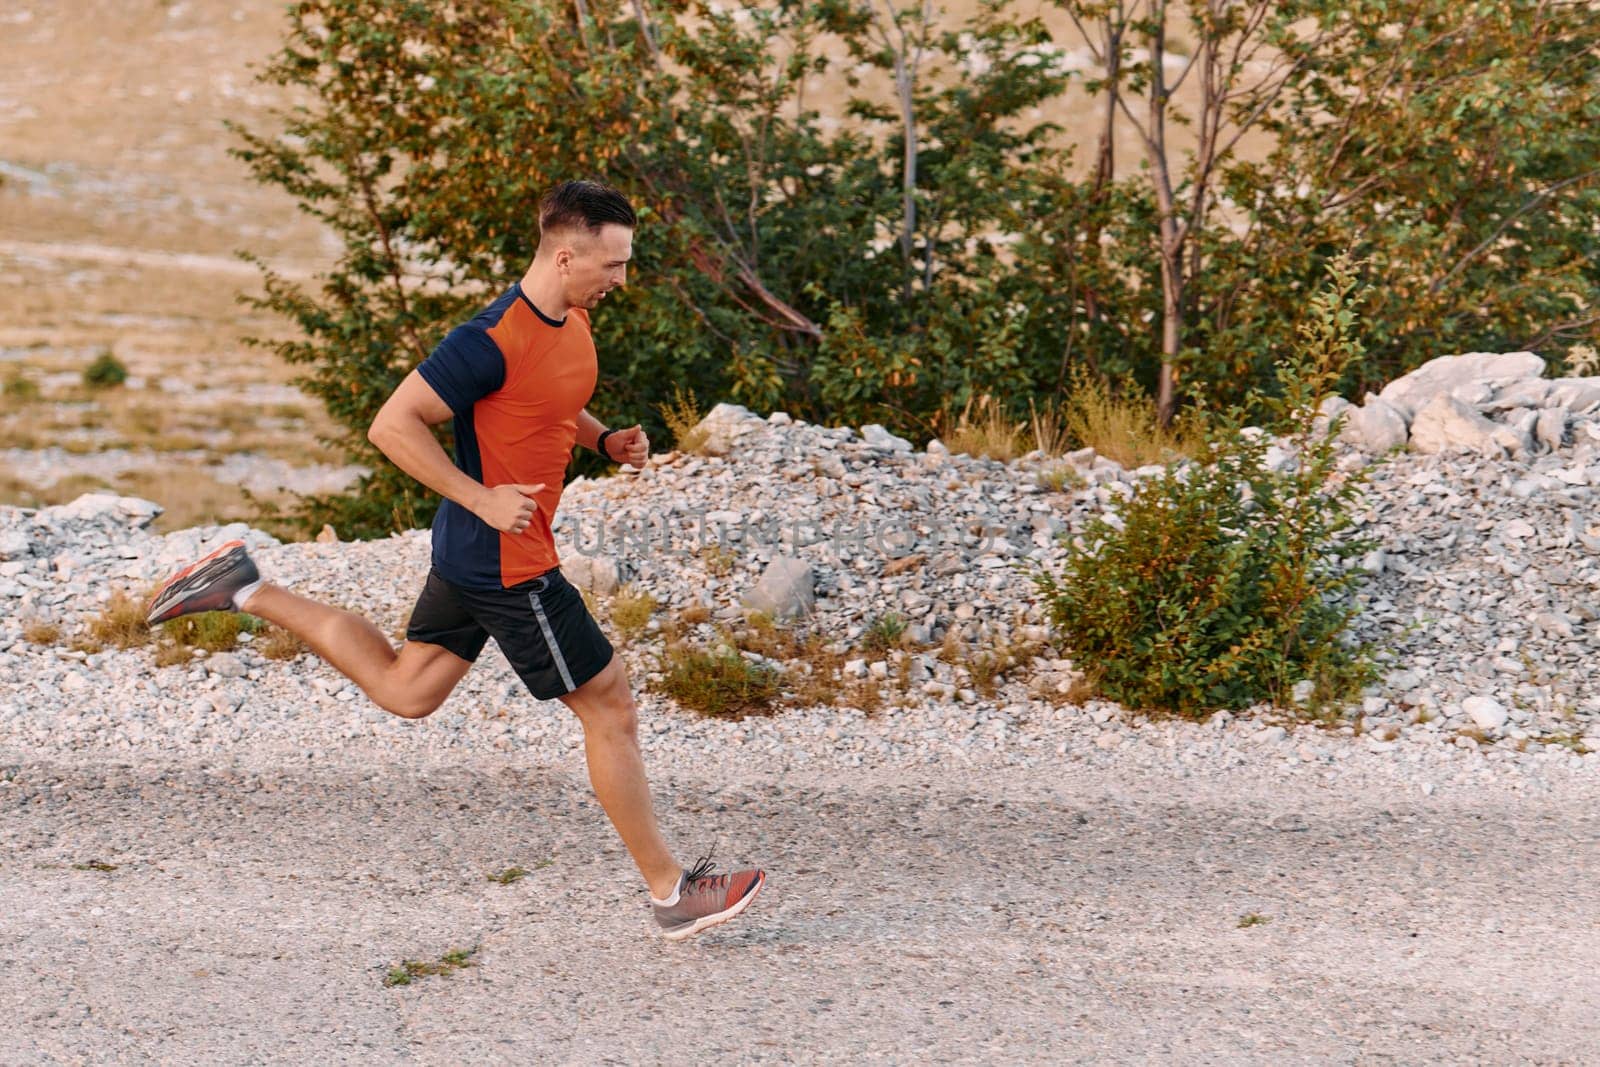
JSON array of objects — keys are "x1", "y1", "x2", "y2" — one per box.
[{"x1": 518, "y1": 261, "x2": 570, "y2": 320}]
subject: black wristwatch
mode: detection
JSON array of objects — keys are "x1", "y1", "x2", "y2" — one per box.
[{"x1": 596, "y1": 428, "x2": 617, "y2": 460}]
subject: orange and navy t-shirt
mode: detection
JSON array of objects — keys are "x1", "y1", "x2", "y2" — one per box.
[{"x1": 417, "y1": 284, "x2": 597, "y2": 590}]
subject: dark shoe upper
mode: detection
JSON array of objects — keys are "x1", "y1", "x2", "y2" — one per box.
[{"x1": 146, "y1": 540, "x2": 259, "y2": 625}]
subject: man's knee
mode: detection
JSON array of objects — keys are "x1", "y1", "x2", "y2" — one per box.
[{"x1": 564, "y1": 661, "x2": 638, "y2": 737}]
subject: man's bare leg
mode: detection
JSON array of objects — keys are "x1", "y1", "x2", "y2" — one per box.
[
  {"x1": 560, "y1": 655, "x2": 681, "y2": 898},
  {"x1": 242, "y1": 584, "x2": 472, "y2": 719}
]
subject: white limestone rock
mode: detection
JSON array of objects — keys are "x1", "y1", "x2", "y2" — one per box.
[
  {"x1": 1378, "y1": 352, "x2": 1546, "y2": 420},
  {"x1": 740, "y1": 555, "x2": 815, "y2": 620},
  {"x1": 1408, "y1": 395, "x2": 1531, "y2": 457},
  {"x1": 1339, "y1": 395, "x2": 1409, "y2": 452}
]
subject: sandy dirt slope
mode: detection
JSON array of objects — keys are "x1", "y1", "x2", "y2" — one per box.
[{"x1": 3, "y1": 752, "x2": 1597, "y2": 1063}]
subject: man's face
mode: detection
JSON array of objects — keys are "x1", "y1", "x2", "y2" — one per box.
[{"x1": 560, "y1": 223, "x2": 633, "y2": 310}]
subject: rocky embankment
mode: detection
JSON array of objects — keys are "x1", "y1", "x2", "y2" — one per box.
[{"x1": 2, "y1": 351, "x2": 1599, "y2": 792}]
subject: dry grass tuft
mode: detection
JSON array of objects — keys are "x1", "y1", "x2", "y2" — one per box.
[
  {"x1": 657, "y1": 383, "x2": 710, "y2": 455},
  {"x1": 677, "y1": 604, "x2": 712, "y2": 626},
  {"x1": 23, "y1": 619, "x2": 61, "y2": 646},
  {"x1": 87, "y1": 590, "x2": 153, "y2": 650},
  {"x1": 152, "y1": 641, "x2": 192, "y2": 668},
  {"x1": 1028, "y1": 398, "x2": 1071, "y2": 457},
  {"x1": 698, "y1": 543, "x2": 738, "y2": 577},
  {"x1": 942, "y1": 394, "x2": 1024, "y2": 462},
  {"x1": 1061, "y1": 371, "x2": 1197, "y2": 468},
  {"x1": 609, "y1": 585, "x2": 658, "y2": 643},
  {"x1": 728, "y1": 615, "x2": 889, "y2": 712},
  {"x1": 256, "y1": 625, "x2": 306, "y2": 661}
]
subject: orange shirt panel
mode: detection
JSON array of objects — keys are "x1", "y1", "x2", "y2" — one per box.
[{"x1": 480, "y1": 303, "x2": 597, "y2": 584}]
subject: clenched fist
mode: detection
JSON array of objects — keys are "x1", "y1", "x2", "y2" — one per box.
[
  {"x1": 603, "y1": 424, "x2": 651, "y2": 466},
  {"x1": 475, "y1": 482, "x2": 546, "y2": 534}
]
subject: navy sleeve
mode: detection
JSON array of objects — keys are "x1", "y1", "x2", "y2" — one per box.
[{"x1": 417, "y1": 326, "x2": 506, "y2": 416}]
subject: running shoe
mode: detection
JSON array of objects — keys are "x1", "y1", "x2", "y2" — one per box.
[
  {"x1": 652, "y1": 856, "x2": 766, "y2": 941},
  {"x1": 145, "y1": 540, "x2": 260, "y2": 625}
]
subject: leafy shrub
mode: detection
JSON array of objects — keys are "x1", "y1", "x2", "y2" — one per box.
[
  {"x1": 1032, "y1": 259, "x2": 1377, "y2": 717},
  {"x1": 82, "y1": 350, "x2": 128, "y2": 389}
]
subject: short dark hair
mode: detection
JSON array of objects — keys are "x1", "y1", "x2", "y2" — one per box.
[{"x1": 538, "y1": 180, "x2": 636, "y2": 239}]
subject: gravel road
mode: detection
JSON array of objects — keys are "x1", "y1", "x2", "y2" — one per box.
[{"x1": 4, "y1": 746, "x2": 1598, "y2": 1064}]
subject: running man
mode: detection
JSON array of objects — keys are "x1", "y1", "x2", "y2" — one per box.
[{"x1": 146, "y1": 180, "x2": 765, "y2": 941}]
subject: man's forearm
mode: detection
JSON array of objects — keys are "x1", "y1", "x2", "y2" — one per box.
[
  {"x1": 576, "y1": 408, "x2": 608, "y2": 453},
  {"x1": 369, "y1": 416, "x2": 488, "y2": 516}
]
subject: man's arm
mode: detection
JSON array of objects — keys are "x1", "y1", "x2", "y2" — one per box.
[
  {"x1": 578, "y1": 406, "x2": 651, "y2": 466},
  {"x1": 368, "y1": 371, "x2": 543, "y2": 534},
  {"x1": 576, "y1": 408, "x2": 607, "y2": 454}
]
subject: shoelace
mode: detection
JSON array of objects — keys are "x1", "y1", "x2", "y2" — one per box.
[{"x1": 682, "y1": 855, "x2": 729, "y2": 895}]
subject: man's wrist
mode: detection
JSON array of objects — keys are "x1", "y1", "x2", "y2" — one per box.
[{"x1": 595, "y1": 428, "x2": 616, "y2": 459}]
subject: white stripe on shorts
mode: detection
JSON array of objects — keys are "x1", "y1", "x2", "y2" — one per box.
[{"x1": 528, "y1": 591, "x2": 577, "y2": 693}]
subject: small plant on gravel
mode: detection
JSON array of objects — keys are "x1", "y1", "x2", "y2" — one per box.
[
  {"x1": 1036, "y1": 464, "x2": 1085, "y2": 493},
  {"x1": 255, "y1": 625, "x2": 305, "y2": 661},
  {"x1": 1059, "y1": 368, "x2": 1197, "y2": 469},
  {"x1": 1237, "y1": 913, "x2": 1270, "y2": 929},
  {"x1": 656, "y1": 643, "x2": 782, "y2": 719},
  {"x1": 82, "y1": 349, "x2": 129, "y2": 389},
  {"x1": 698, "y1": 543, "x2": 737, "y2": 577},
  {"x1": 609, "y1": 585, "x2": 658, "y2": 643},
  {"x1": 658, "y1": 383, "x2": 710, "y2": 455},
  {"x1": 964, "y1": 636, "x2": 1045, "y2": 699},
  {"x1": 383, "y1": 945, "x2": 479, "y2": 987},
  {"x1": 486, "y1": 860, "x2": 552, "y2": 884},
  {"x1": 1534, "y1": 732, "x2": 1590, "y2": 754},
  {"x1": 72, "y1": 860, "x2": 118, "y2": 872},
  {"x1": 1032, "y1": 257, "x2": 1378, "y2": 719},
  {"x1": 677, "y1": 604, "x2": 712, "y2": 627},
  {"x1": 87, "y1": 590, "x2": 152, "y2": 650},
  {"x1": 22, "y1": 619, "x2": 61, "y2": 646},
  {"x1": 2, "y1": 372, "x2": 39, "y2": 403},
  {"x1": 152, "y1": 641, "x2": 192, "y2": 668},
  {"x1": 161, "y1": 611, "x2": 250, "y2": 652},
  {"x1": 941, "y1": 394, "x2": 1024, "y2": 462},
  {"x1": 860, "y1": 612, "x2": 909, "y2": 657}
]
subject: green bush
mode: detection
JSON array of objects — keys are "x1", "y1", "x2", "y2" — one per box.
[
  {"x1": 656, "y1": 644, "x2": 781, "y2": 720},
  {"x1": 1032, "y1": 259, "x2": 1377, "y2": 718},
  {"x1": 82, "y1": 350, "x2": 128, "y2": 389}
]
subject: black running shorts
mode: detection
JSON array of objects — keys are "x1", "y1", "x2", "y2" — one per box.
[{"x1": 405, "y1": 566, "x2": 614, "y2": 700}]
